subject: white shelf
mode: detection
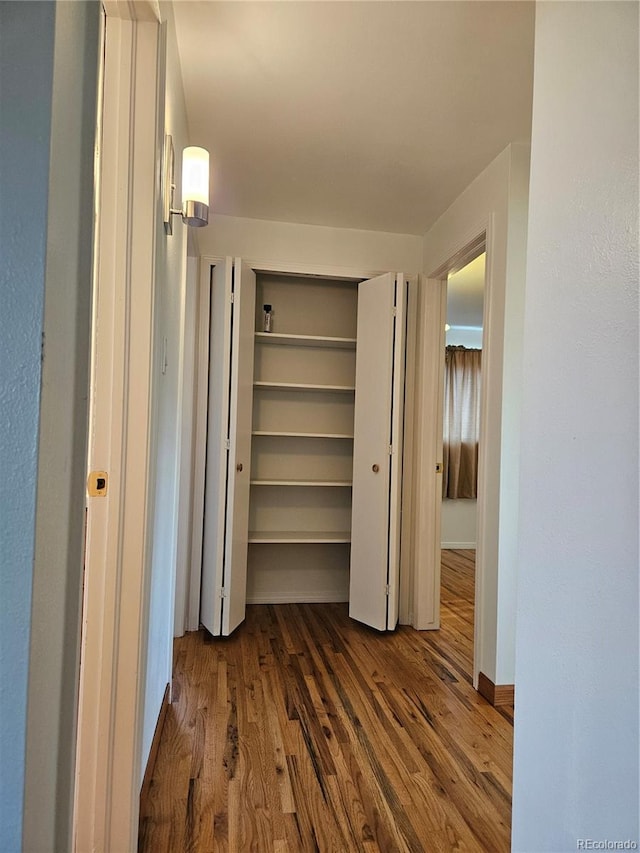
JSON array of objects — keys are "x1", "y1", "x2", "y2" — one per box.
[
  {"x1": 248, "y1": 530, "x2": 351, "y2": 544},
  {"x1": 255, "y1": 332, "x2": 356, "y2": 350},
  {"x1": 254, "y1": 381, "x2": 355, "y2": 393},
  {"x1": 250, "y1": 479, "x2": 352, "y2": 488},
  {"x1": 252, "y1": 430, "x2": 354, "y2": 440}
]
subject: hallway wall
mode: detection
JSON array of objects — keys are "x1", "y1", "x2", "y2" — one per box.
[
  {"x1": 141, "y1": 1, "x2": 191, "y2": 785},
  {"x1": 512, "y1": 2, "x2": 639, "y2": 848}
]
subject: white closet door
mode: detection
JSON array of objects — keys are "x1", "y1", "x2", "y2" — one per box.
[
  {"x1": 222, "y1": 260, "x2": 256, "y2": 634},
  {"x1": 386, "y1": 275, "x2": 408, "y2": 626},
  {"x1": 200, "y1": 258, "x2": 255, "y2": 636},
  {"x1": 349, "y1": 272, "x2": 407, "y2": 631},
  {"x1": 201, "y1": 260, "x2": 233, "y2": 636}
]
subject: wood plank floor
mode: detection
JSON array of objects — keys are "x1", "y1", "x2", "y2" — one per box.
[{"x1": 139, "y1": 550, "x2": 513, "y2": 852}]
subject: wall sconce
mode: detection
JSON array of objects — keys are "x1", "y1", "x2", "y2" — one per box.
[{"x1": 163, "y1": 134, "x2": 210, "y2": 234}]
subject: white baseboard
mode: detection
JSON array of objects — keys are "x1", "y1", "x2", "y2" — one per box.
[
  {"x1": 441, "y1": 541, "x2": 476, "y2": 550},
  {"x1": 246, "y1": 591, "x2": 349, "y2": 604}
]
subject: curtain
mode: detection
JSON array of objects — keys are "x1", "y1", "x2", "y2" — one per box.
[{"x1": 443, "y1": 346, "x2": 481, "y2": 499}]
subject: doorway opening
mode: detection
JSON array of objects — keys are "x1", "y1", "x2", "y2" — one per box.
[{"x1": 440, "y1": 252, "x2": 485, "y2": 677}]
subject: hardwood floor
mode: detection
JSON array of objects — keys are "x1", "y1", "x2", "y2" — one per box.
[{"x1": 139, "y1": 550, "x2": 513, "y2": 852}]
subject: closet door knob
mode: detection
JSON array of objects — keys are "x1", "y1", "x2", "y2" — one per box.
[
  {"x1": 236, "y1": 462, "x2": 243, "y2": 472},
  {"x1": 372, "y1": 464, "x2": 379, "y2": 473}
]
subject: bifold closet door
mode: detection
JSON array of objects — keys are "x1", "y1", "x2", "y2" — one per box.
[
  {"x1": 201, "y1": 258, "x2": 256, "y2": 636},
  {"x1": 349, "y1": 273, "x2": 407, "y2": 631}
]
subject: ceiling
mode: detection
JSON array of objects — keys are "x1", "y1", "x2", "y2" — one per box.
[{"x1": 173, "y1": 1, "x2": 534, "y2": 236}]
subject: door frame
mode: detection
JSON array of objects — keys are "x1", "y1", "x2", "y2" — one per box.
[
  {"x1": 413, "y1": 222, "x2": 492, "y2": 688},
  {"x1": 73, "y1": 4, "x2": 162, "y2": 851},
  {"x1": 187, "y1": 256, "x2": 420, "y2": 630}
]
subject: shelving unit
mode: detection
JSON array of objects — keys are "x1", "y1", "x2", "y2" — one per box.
[
  {"x1": 255, "y1": 332, "x2": 356, "y2": 349},
  {"x1": 247, "y1": 272, "x2": 359, "y2": 604},
  {"x1": 252, "y1": 430, "x2": 354, "y2": 439},
  {"x1": 251, "y1": 479, "x2": 352, "y2": 487},
  {"x1": 254, "y1": 381, "x2": 355, "y2": 393},
  {"x1": 248, "y1": 530, "x2": 351, "y2": 544}
]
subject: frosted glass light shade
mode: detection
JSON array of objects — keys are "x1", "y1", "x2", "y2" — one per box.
[
  {"x1": 163, "y1": 135, "x2": 210, "y2": 233},
  {"x1": 182, "y1": 147, "x2": 209, "y2": 207}
]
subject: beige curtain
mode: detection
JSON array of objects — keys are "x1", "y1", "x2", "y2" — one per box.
[{"x1": 443, "y1": 346, "x2": 481, "y2": 499}]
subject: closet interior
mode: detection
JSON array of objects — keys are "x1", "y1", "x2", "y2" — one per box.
[
  {"x1": 248, "y1": 272, "x2": 360, "y2": 604},
  {"x1": 200, "y1": 258, "x2": 410, "y2": 637}
]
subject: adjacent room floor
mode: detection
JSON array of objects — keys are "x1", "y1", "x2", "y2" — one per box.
[{"x1": 139, "y1": 550, "x2": 513, "y2": 852}]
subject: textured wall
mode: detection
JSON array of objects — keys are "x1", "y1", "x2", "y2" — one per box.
[
  {"x1": 513, "y1": 3, "x2": 639, "y2": 849},
  {"x1": 0, "y1": 4, "x2": 99, "y2": 849},
  {"x1": 22, "y1": 3, "x2": 99, "y2": 851},
  {"x1": 0, "y1": 4, "x2": 55, "y2": 850}
]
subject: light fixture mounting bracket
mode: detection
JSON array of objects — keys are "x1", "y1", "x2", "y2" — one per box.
[{"x1": 163, "y1": 133, "x2": 176, "y2": 235}]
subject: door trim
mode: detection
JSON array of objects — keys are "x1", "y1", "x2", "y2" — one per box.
[
  {"x1": 412, "y1": 277, "x2": 447, "y2": 630},
  {"x1": 73, "y1": 8, "x2": 161, "y2": 851},
  {"x1": 414, "y1": 219, "x2": 493, "y2": 691}
]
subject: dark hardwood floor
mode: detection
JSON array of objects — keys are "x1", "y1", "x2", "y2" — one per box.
[{"x1": 139, "y1": 550, "x2": 513, "y2": 852}]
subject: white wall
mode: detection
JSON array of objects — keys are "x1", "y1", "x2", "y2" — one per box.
[
  {"x1": 441, "y1": 500, "x2": 477, "y2": 549},
  {"x1": 512, "y1": 3, "x2": 639, "y2": 849},
  {"x1": 198, "y1": 212, "x2": 423, "y2": 273},
  {"x1": 445, "y1": 327, "x2": 483, "y2": 348},
  {"x1": 140, "y1": 4, "x2": 190, "y2": 780},
  {"x1": 423, "y1": 142, "x2": 531, "y2": 685}
]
